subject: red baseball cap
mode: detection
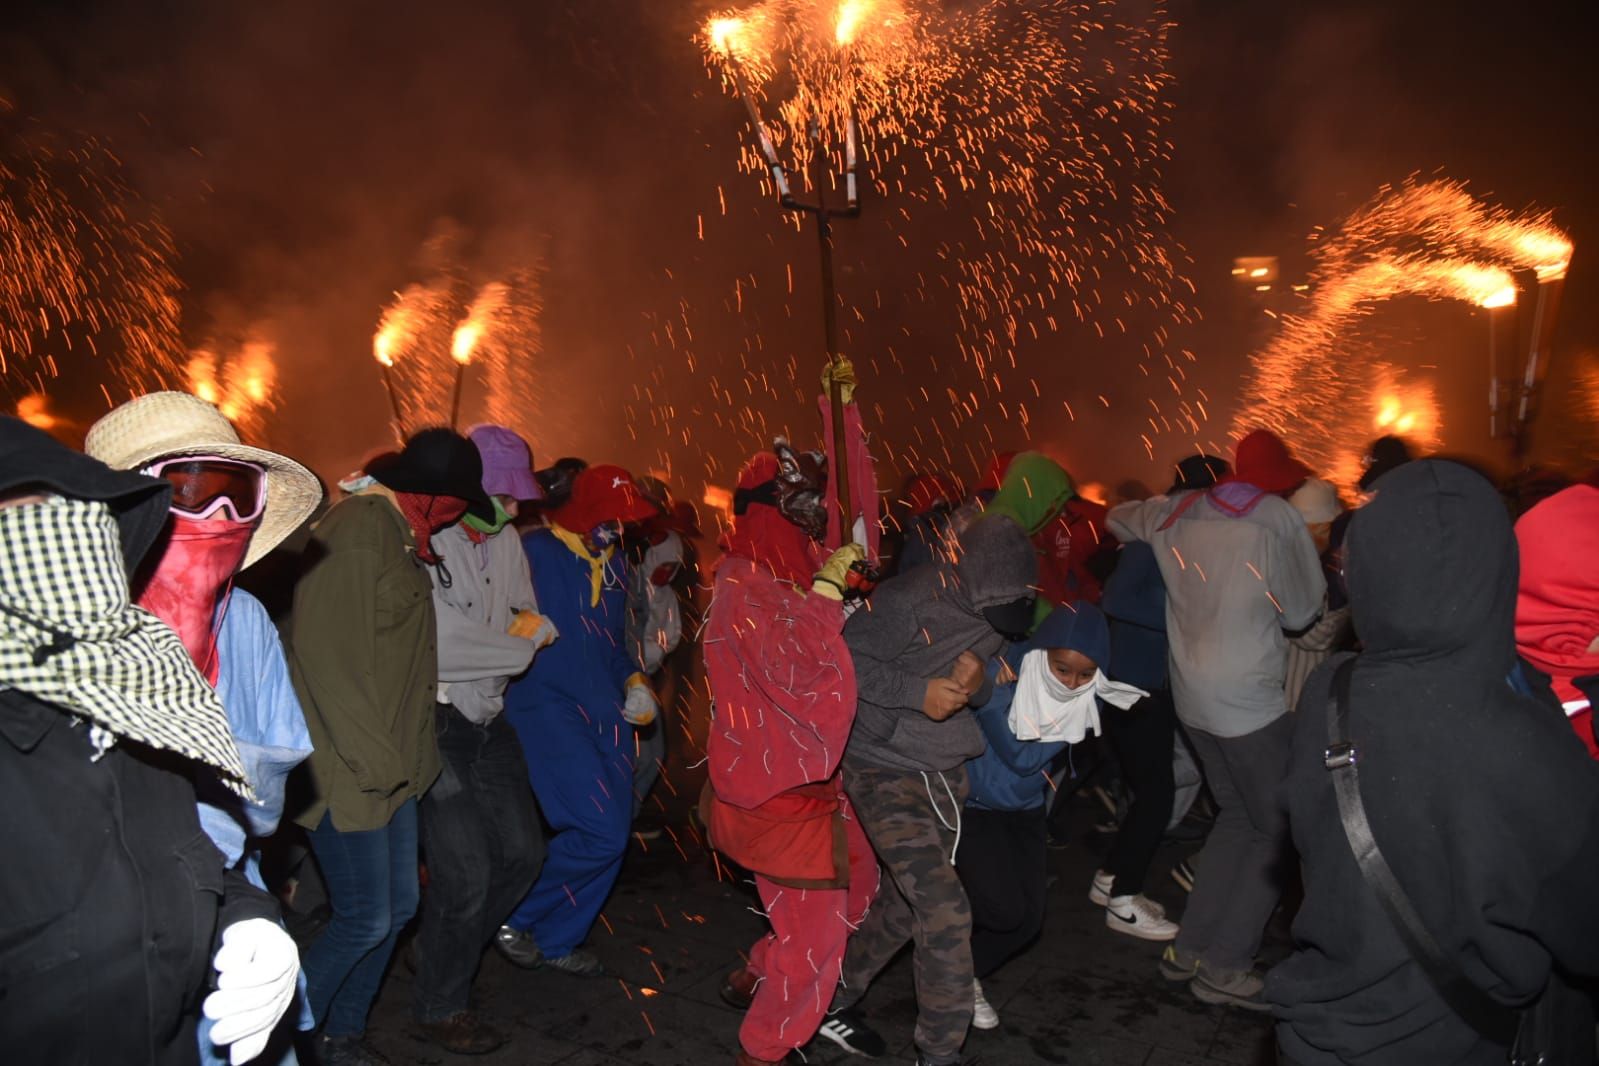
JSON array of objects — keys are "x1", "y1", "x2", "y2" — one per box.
[{"x1": 551, "y1": 465, "x2": 657, "y2": 532}]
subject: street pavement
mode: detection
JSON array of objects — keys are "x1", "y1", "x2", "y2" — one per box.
[{"x1": 345, "y1": 767, "x2": 1282, "y2": 1066}]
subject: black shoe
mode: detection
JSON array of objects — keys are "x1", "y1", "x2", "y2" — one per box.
[
  {"x1": 494, "y1": 924, "x2": 543, "y2": 969},
  {"x1": 915, "y1": 1055, "x2": 984, "y2": 1066},
  {"x1": 314, "y1": 1035, "x2": 392, "y2": 1066},
  {"x1": 417, "y1": 1011, "x2": 508, "y2": 1056},
  {"x1": 816, "y1": 1008, "x2": 887, "y2": 1057}
]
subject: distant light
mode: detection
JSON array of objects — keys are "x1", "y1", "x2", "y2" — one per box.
[{"x1": 1255, "y1": 284, "x2": 1272, "y2": 292}]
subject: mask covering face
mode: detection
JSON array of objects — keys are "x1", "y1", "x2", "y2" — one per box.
[
  {"x1": 982, "y1": 595, "x2": 1037, "y2": 641},
  {"x1": 136, "y1": 515, "x2": 254, "y2": 684},
  {"x1": 463, "y1": 496, "x2": 512, "y2": 536}
]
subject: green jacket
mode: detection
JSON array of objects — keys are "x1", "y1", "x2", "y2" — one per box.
[
  {"x1": 289, "y1": 494, "x2": 441, "y2": 831},
  {"x1": 984, "y1": 452, "x2": 1074, "y2": 535}
]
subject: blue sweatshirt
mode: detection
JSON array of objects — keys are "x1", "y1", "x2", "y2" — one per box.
[
  {"x1": 1100, "y1": 541, "x2": 1169, "y2": 691},
  {"x1": 965, "y1": 603, "x2": 1110, "y2": 812},
  {"x1": 504, "y1": 528, "x2": 636, "y2": 725}
]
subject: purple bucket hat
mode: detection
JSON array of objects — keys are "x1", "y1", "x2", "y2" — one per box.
[{"x1": 467, "y1": 424, "x2": 542, "y2": 501}]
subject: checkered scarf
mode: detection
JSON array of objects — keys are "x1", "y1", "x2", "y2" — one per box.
[{"x1": 0, "y1": 497, "x2": 250, "y2": 796}]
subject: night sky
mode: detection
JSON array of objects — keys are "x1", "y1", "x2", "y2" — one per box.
[{"x1": 2, "y1": 0, "x2": 1594, "y2": 497}]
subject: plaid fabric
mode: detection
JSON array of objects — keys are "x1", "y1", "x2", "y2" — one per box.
[{"x1": 0, "y1": 497, "x2": 249, "y2": 795}]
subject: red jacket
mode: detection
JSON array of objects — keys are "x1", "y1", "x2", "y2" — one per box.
[
  {"x1": 1034, "y1": 497, "x2": 1117, "y2": 606},
  {"x1": 704, "y1": 557, "x2": 858, "y2": 882}
]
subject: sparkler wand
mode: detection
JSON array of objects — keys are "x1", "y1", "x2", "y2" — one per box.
[{"x1": 713, "y1": 24, "x2": 863, "y2": 533}]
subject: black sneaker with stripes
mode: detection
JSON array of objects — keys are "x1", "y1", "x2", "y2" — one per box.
[{"x1": 815, "y1": 1007, "x2": 887, "y2": 1057}]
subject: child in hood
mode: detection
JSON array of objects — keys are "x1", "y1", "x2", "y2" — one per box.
[{"x1": 960, "y1": 602, "x2": 1163, "y2": 1031}]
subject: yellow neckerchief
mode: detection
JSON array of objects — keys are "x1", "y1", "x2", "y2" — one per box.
[{"x1": 549, "y1": 523, "x2": 614, "y2": 607}]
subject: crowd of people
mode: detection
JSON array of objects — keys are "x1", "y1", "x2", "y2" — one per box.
[{"x1": 3, "y1": 359, "x2": 1598, "y2": 1066}]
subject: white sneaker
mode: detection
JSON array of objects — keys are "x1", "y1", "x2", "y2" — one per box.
[
  {"x1": 1088, "y1": 869, "x2": 1115, "y2": 906},
  {"x1": 972, "y1": 978, "x2": 999, "y2": 1030},
  {"x1": 1105, "y1": 894, "x2": 1180, "y2": 941}
]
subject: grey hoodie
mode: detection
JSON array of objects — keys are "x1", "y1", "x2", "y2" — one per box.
[
  {"x1": 429, "y1": 522, "x2": 542, "y2": 724},
  {"x1": 843, "y1": 515, "x2": 1039, "y2": 773}
]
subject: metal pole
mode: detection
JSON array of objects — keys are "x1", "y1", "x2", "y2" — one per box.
[
  {"x1": 1514, "y1": 276, "x2": 1565, "y2": 460},
  {"x1": 380, "y1": 364, "x2": 407, "y2": 443},
  {"x1": 449, "y1": 362, "x2": 466, "y2": 431},
  {"x1": 808, "y1": 131, "x2": 854, "y2": 537}
]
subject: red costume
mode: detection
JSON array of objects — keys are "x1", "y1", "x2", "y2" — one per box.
[{"x1": 703, "y1": 451, "x2": 878, "y2": 1065}]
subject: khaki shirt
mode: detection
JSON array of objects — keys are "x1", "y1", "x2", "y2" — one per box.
[{"x1": 289, "y1": 494, "x2": 441, "y2": 831}]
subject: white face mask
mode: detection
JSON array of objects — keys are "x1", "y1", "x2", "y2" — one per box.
[{"x1": 1008, "y1": 649, "x2": 1148, "y2": 745}]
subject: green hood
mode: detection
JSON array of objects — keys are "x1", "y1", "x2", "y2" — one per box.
[{"x1": 985, "y1": 452, "x2": 1073, "y2": 535}]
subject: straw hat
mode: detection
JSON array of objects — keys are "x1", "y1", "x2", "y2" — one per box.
[{"x1": 84, "y1": 391, "x2": 323, "y2": 570}]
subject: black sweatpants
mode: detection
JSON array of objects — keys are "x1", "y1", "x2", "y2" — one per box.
[
  {"x1": 1101, "y1": 687, "x2": 1177, "y2": 896},
  {"x1": 956, "y1": 805, "x2": 1047, "y2": 978}
]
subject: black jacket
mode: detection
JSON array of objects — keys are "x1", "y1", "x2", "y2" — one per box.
[
  {"x1": 0, "y1": 417, "x2": 278, "y2": 1064},
  {"x1": 1268, "y1": 461, "x2": 1599, "y2": 1065},
  {"x1": 0, "y1": 690, "x2": 277, "y2": 1065}
]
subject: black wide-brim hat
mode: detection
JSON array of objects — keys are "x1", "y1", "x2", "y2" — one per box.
[{"x1": 367, "y1": 427, "x2": 495, "y2": 521}]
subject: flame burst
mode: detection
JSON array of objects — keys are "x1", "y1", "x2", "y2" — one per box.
[
  {"x1": 696, "y1": 0, "x2": 1194, "y2": 461},
  {"x1": 1234, "y1": 179, "x2": 1573, "y2": 479},
  {"x1": 1, "y1": 125, "x2": 184, "y2": 399},
  {"x1": 187, "y1": 340, "x2": 278, "y2": 438},
  {"x1": 371, "y1": 271, "x2": 541, "y2": 436}
]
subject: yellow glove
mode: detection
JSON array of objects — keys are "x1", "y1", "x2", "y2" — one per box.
[
  {"x1": 508, "y1": 611, "x2": 558, "y2": 649},
  {"x1": 623, "y1": 673, "x2": 658, "y2": 726},
  {"x1": 821, "y1": 356, "x2": 856, "y2": 405},
  {"x1": 812, "y1": 542, "x2": 867, "y2": 600}
]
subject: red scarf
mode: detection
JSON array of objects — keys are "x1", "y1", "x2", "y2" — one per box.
[
  {"x1": 720, "y1": 503, "x2": 820, "y2": 587},
  {"x1": 395, "y1": 492, "x2": 469, "y2": 563},
  {"x1": 136, "y1": 516, "x2": 254, "y2": 684}
]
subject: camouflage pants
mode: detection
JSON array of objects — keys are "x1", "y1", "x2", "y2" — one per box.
[{"x1": 834, "y1": 764, "x2": 973, "y2": 1061}]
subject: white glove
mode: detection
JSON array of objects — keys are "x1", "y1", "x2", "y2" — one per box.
[
  {"x1": 203, "y1": 918, "x2": 300, "y2": 1065},
  {"x1": 623, "y1": 680, "x2": 658, "y2": 726}
]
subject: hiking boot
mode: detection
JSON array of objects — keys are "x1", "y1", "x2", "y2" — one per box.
[
  {"x1": 1191, "y1": 967, "x2": 1271, "y2": 1012},
  {"x1": 1170, "y1": 859, "x2": 1196, "y2": 893},
  {"x1": 721, "y1": 967, "x2": 760, "y2": 1010},
  {"x1": 1088, "y1": 869, "x2": 1115, "y2": 906},
  {"x1": 816, "y1": 1007, "x2": 887, "y2": 1057},
  {"x1": 493, "y1": 924, "x2": 543, "y2": 969},
  {"x1": 544, "y1": 947, "x2": 607, "y2": 977},
  {"x1": 314, "y1": 1035, "x2": 392, "y2": 1066},
  {"x1": 971, "y1": 978, "x2": 999, "y2": 1030},
  {"x1": 1105, "y1": 894, "x2": 1180, "y2": 941},
  {"x1": 417, "y1": 1011, "x2": 507, "y2": 1056},
  {"x1": 632, "y1": 818, "x2": 664, "y2": 842},
  {"x1": 1158, "y1": 944, "x2": 1200, "y2": 981}
]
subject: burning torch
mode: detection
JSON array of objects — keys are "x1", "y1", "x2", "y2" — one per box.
[
  {"x1": 708, "y1": 15, "x2": 864, "y2": 533},
  {"x1": 373, "y1": 324, "x2": 408, "y2": 444}
]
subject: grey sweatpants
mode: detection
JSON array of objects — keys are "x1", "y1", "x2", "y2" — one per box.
[{"x1": 1173, "y1": 712, "x2": 1294, "y2": 973}]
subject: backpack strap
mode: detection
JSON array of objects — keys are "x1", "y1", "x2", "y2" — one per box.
[{"x1": 1324, "y1": 659, "x2": 1520, "y2": 1046}]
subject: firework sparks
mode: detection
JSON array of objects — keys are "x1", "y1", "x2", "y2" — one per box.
[
  {"x1": 694, "y1": 0, "x2": 1192, "y2": 473},
  {"x1": 0, "y1": 124, "x2": 184, "y2": 398},
  {"x1": 1233, "y1": 179, "x2": 1574, "y2": 480}
]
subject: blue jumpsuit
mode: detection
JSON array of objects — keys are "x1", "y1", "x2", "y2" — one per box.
[{"x1": 503, "y1": 528, "x2": 638, "y2": 956}]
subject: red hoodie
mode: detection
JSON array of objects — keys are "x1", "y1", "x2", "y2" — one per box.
[{"x1": 1515, "y1": 484, "x2": 1599, "y2": 759}]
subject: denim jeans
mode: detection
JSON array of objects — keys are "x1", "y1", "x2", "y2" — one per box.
[
  {"x1": 303, "y1": 799, "x2": 419, "y2": 1037},
  {"x1": 413, "y1": 707, "x2": 545, "y2": 1022}
]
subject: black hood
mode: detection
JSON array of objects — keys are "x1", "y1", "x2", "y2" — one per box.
[
  {"x1": 0, "y1": 417, "x2": 172, "y2": 573},
  {"x1": 1346, "y1": 459, "x2": 1516, "y2": 677}
]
